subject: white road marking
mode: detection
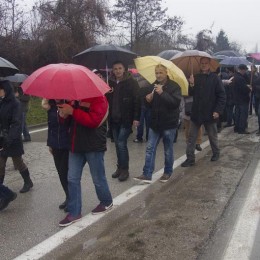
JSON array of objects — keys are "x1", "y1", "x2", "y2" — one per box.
[
  {"x1": 29, "y1": 128, "x2": 48, "y2": 134},
  {"x1": 14, "y1": 129, "x2": 209, "y2": 260},
  {"x1": 222, "y1": 161, "x2": 260, "y2": 260}
]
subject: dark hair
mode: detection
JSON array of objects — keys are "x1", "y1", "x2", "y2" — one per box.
[{"x1": 112, "y1": 60, "x2": 128, "y2": 70}]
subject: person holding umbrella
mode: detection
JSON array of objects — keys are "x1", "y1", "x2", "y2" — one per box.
[
  {"x1": 0, "y1": 80, "x2": 33, "y2": 192},
  {"x1": 181, "y1": 57, "x2": 226, "y2": 167},
  {"x1": 107, "y1": 61, "x2": 140, "y2": 182}
]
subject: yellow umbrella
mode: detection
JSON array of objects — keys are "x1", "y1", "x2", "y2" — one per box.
[{"x1": 134, "y1": 56, "x2": 188, "y2": 96}]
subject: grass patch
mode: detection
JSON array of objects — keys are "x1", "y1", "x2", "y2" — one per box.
[{"x1": 27, "y1": 97, "x2": 47, "y2": 126}]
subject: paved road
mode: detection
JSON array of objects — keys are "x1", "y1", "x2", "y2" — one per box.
[{"x1": 0, "y1": 126, "x2": 192, "y2": 260}]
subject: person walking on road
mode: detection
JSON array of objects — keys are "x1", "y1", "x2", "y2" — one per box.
[
  {"x1": 0, "y1": 183, "x2": 17, "y2": 211},
  {"x1": 0, "y1": 80, "x2": 33, "y2": 193},
  {"x1": 58, "y1": 96, "x2": 113, "y2": 227},
  {"x1": 107, "y1": 61, "x2": 140, "y2": 182},
  {"x1": 134, "y1": 64, "x2": 181, "y2": 183},
  {"x1": 42, "y1": 99, "x2": 70, "y2": 211},
  {"x1": 232, "y1": 64, "x2": 251, "y2": 134},
  {"x1": 181, "y1": 57, "x2": 226, "y2": 167}
]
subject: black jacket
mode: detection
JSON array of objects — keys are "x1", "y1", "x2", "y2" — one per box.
[
  {"x1": 232, "y1": 72, "x2": 251, "y2": 105},
  {"x1": 0, "y1": 80, "x2": 24, "y2": 157},
  {"x1": 189, "y1": 72, "x2": 226, "y2": 125},
  {"x1": 145, "y1": 78, "x2": 181, "y2": 132},
  {"x1": 107, "y1": 72, "x2": 140, "y2": 127}
]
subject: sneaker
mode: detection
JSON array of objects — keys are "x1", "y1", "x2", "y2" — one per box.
[
  {"x1": 59, "y1": 214, "x2": 82, "y2": 227},
  {"x1": 133, "y1": 138, "x2": 143, "y2": 143},
  {"x1": 0, "y1": 192, "x2": 17, "y2": 211},
  {"x1": 159, "y1": 174, "x2": 171, "y2": 183},
  {"x1": 133, "y1": 175, "x2": 152, "y2": 184},
  {"x1": 92, "y1": 203, "x2": 113, "y2": 215},
  {"x1": 181, "y1": 159, "x2": 195, "y2": 167}
]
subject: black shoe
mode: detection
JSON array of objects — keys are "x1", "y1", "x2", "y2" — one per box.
[
  {"x1": 133, "y1": 138, "x2": 143, "y2": 143},
  {"x1": 59, "y1": 200, "x2": 67, "y2": 210},
  {"x1": 112, "y1": 168, "x2": 121, "y2": 178},
  {"x1": 181, "y1": 159, "x2": 195, "y2": 167},
  {"x1": 195, "y1": 144, "x2": 202, "y2": 151},
  {"x1": 238, "y1": 131, "x2": 250, "y2": 134},
  {"x1": 118, "y1": 169, "x2": 129, "y2": 182},
  {"x1": 20, "y1": 179, "x2": 33, "y2": 193},
  {"x1": 0, "y1": 192, "x2": 17, "y2": 211},
  {"x1": 23, "y1": 138, "x2": 31, "y2": 142},
  {"x1": 223, "y1": 124, "x2": 231, "y2": 128},
  {"x1": 211, "y1": 154, "x2": 219, "y2": 161}
]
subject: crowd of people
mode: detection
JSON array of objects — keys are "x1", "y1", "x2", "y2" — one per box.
[{"x1": 0, "y1": 57, "x2": 259, "y2": 228}]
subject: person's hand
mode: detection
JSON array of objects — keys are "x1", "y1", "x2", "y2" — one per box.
[
  {"x1": 48, "y1": 147, "x2": 53, "y2": 155},
  {"x1": 189, "y1": 74, "x2": 194, "y2": 86},
  {"x1": 154, "y1": 84, "x2": 163, "y2": 95},
  {"x1": 213, "y1": 112, "x2": 219, "y2": 119},
  {"x1": 146, "y1": 92, "x2": 154, "y2": 103},
  {"x1": 133, "y1": 120, "x2": 139, "y2": 128},
  {"x1": 57, "y1": 103, "x2": 73, "y2": 117}
]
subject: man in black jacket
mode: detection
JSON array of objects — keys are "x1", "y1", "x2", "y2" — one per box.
[
  {"x1": 134, "y1": 64, "x2": 181, "y2": 183},
  {"x1": 107, "y1": 61, "x2": 140, "y2": 182},
  {"x1": 233, "y1": 64, "x2": 251, "y2": 134},
  {"x1": 181, "y1": 57, "x2": 226, "y2": 167}
]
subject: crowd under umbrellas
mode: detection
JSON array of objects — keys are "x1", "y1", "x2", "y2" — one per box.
[{"x1": 1, "y1": 45, "x2": 260, "y2": 222}]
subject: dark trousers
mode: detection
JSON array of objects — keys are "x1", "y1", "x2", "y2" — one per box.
[
  {"x1": 226, "y1": 104, "x2": 235, "y2": 126},
  {"x1": 52, "y1": 148, "x2": 69, "y2": 198},
  {"x1": 136, "y1": 105, "x2": 151, "y2": 141},
  {"x1": 186, "y1": 121, "x2": 219, "y2": 161},
  {"x1": 234, "y1": 103, "x2": 249, "y2": 132}
]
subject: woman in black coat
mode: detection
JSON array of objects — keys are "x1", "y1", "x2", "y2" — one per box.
[{"x1": 0, "y1": 80, "x2": 33, "y2": 193}]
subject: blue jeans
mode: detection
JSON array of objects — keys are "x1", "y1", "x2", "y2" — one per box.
[
  {"x1": 67, "y1": 151, "x2": 112, "y2": 217},
  {"x1": 234, "y1": 103, "x2": 249, "y2": 132},
  {"x1": 187, "y1": 121, "x2": 219, "y2": 160},
  {"x1": 22, "y1": 112, "x2": 31, "y2": 140},
  {"x1": 0, "y1": 184, "x2": 13, "y2": 199},
  {"x1": 143, "y1": 128, "x2": 176, "y2": 180},
  {"x1": 136, "y1": 105, "x2": 151, "y2": 141},
  {"x1": 111, "y1": 123, "x2": 132, "y2": 169}
]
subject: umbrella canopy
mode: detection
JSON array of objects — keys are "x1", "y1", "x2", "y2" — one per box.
[
  {"x1": 73, "y1": 44, "x2": 138, "y2": 69},
  {"x1": 157, "y1": 50, "x2": 181, "y2": 60},
  {"x1": 213, "y1": 50, "x2": 239, "y2": 57},
  {"x1": 220, "y1": 56, "x2": 251, "y2": 67},
  {"x1": 213, "y1": 54, "x2": 229, "y2": 62},
  {"x1": 21, "y1": 63, "x2": 111, "y2": 100},
  {"x1": 0, "y1": 57, "x2": 19, "y2": 77},
  {"x1": 171, "y1": 50, "x2": 219, "y2": 76},
  {"x1": 134, "y1": 56, "x2": 188, "y2": 96},
  {"x1": 249, "y1": 53, "x2": 260, "y2": 60},
  {"x1": 247, "y1": 53, "x2": 260, "y2": 65},
  {"x1": 5, "y1": 73, "x2": 28, "y2": 83}
]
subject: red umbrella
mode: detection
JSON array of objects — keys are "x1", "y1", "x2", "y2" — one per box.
[
  {"x1": 249, "y1": 53, "x2": 260, "y2": 61},
  {"x1": 21, "y1": 63, "x2": 111, "y2": 100}
]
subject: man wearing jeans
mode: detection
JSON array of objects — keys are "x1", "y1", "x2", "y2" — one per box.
[
  {"x1": 134, "y1": 64, "x2": 181, "y2": 183},
  {"x1": 107, "y1": 61, "x2": 140, "y2": 182},
  {"x1": 181, "y1": 57, "x2": 226, "y2": 167},
  {"x1": 58, "y1": 96, "x2": 113, "y2": 227}
]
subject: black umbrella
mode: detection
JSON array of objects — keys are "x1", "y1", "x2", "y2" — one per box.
[
  {"x1": 73, "y1": 44, "x2": 138, "y2": 69},
  {"x1": 0, "y1": 57, "x2": 19, "y2": 77},
  {"x1": 213, "y1": 50, "x2": 239, "y2": 57},
  {"x1": 220, "y1": 56, "x2": 251, "y2": 67},
  {"x1": 157, "y1": 50, "x2": 181, "y2": 60}
]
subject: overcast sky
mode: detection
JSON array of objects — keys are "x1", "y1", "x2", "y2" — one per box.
[
  {"x1": 24, "y1": 0, "x2": 259, "y2": 53},
  {"x1": 162, "y1": 0, "x2": 259, "y2": 53}
]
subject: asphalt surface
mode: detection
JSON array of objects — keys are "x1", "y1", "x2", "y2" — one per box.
[{"x1": 1, "y1": 116, "x2": 260, "y2": 260}]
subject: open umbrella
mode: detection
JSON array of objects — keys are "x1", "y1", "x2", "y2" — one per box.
[
  {"x1": 157, "y1": 50, "x2": 181, "y2": 60},
  {"x1": 219, "y1": 56, "x2": 251, "y2": 67},
  {"x1": 134, "y1": 56, "x2": 188, "y2": 96},
  {"x1": 5, "y1": 73, "x2": 28, "y2": 83},
  {"x1": 0, "y1": 57, "x2": 19, "y2": 77},
  {"x1": 21, "y1": 63, "x2": 111, "y2": 100},
  {"x1": 171, "y1": 50, "x2": 219, "y2": 76},
  {"x1": 213, "y1": 50, "x2": 239, "y2": 57},
  {"x1": 73, "y1": 44, "x2": 138, "y2": 69}
]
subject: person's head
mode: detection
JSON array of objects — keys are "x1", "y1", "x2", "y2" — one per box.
[
  {"x1": 238, "y1": 64, "x2": 248, "y2": 75},
  {"x1": 155, "y1": 64, "x2": 168, "y2": 84},
  {"x1": 200, "y1": 57, "x2": 211, "y2": 73},
  {"x1": 0, "y1": 80, "x2": 13, "y2": 100},
  {"x1": 92, "y1": 69, "x2": 105, "y2": 81},
  {"x1": 112, "y1": 61, "x2": 127, "y2": 80}
]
